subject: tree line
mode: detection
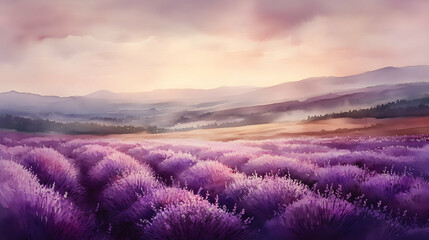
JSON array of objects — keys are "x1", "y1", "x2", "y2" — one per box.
[
  {"x1": 0, "y1": 114, "x2": 163, "y2": 135},
  {"x1": 307, "y1": 97, "x2": 429, "y2": 121}
]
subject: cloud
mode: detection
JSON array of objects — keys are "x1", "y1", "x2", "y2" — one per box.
[
  {"x1": 0, "y1": 0, "x2": 326, "y2": 48},
  {"x1": 1, "y1": 0, "x2": 428, "y2": 43},
  {"x1": 249, "y1": 0, "x2": 326, "y2": 40},
  {"x1": 0, "y1": 0, "x2": 429, "y2": 95}
]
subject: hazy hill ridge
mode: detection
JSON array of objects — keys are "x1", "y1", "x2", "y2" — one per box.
[{"x1": 1, "y1": 65, "x2": 428, "y2": 129}]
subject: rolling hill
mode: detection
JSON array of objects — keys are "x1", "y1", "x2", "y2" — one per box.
[{"x1": 1, "y1": 65, "x2": 429, "y2": 131}]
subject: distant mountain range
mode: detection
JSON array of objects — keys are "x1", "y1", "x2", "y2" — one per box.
[
  {"x1": 174, "y1": 82, "x2": 429, "y2": 128},
  {"x1": 1, "y1": 65, "x2": 429, "y2": 131},
  {"x1": 231, "y1": 65, "x2": 429, "y2": 104},
  {"x1": 85, "y1": 65, "x2": 429, "y2": 105}
]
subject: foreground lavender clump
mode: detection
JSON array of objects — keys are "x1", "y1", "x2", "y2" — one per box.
[
  {"x1": 0, "y1": 160, "x2": 91, "y2": 239},
  {"x1": 1, "y1": 133, "x2": 429, "y2": 239},
  {"x1": 143, "y1": 200, "x2": 249, "y2": 240},
  {"x1": 20, "y1": 148, "x2": 81, "y2": 199},
  {"x1": 279, "y1": 195, "x2": 366, "y2": 240}
]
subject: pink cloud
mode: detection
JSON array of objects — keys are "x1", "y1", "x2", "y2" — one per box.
[
  {"x1": 1, "y1": 0, "x2": 429, "y2": 95},
  {"x1": 2, "y1": 0, "x2": 426, "y2": 46}
]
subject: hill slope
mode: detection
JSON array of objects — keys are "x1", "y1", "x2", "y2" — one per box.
[{"x1": 237, "y1": 65, "x2": 429, "y2": 104}]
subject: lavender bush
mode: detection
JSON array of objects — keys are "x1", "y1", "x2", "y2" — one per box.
[
  {"x1": 157, "y1": 152, "x2": 198, "y2": 180},
  {"x1": 19, "y1": 148, "x2": 82, "y2": 199},
  {"x1": 111, "y1": 187, "x2": 203, "y2": 238},
  {"x1": 178, "y1": 160, "x2": 243, "y2": 195},
  {"x1": 99, "y1": 170, "x2": 160, "y2": 218},
  {"x1": 279, "y1": 195, "x2": 360, "y2": 240},
  {"x1": 238, "y1": 176, "x2": 308, "y2": 224},
  {"x1": 315, "y1": 165, "x2": 366, "y2": 196},
  {"x1": 143, "y1": 200, "x2": 249, "y2": 240},
  {"x1": 0, "y1": 160, "x2": 92, "y2": 239},
  {"x1": 87, "y1": 152, "x2": 151, "y2": 189}
]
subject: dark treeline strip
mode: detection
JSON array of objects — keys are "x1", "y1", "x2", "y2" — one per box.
[
  {"x1": 307, "y1": 97, "x2": 429, "y2": 121},
  {"x1": 0, "y1": 114, "x2": 163, "y2": 135}
]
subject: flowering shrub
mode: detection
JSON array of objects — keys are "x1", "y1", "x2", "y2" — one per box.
[
  {"x1": 72, "y1": 144, "x2": 117, "y2": 170},
  {"x1": 55, "y1": 139, "x2": 92, "y2": 157},
  {"x1": 216, "y1": 151, "x2": 252, "y2": 170},
  {"x1": 360, "y1": 173, "x2": 414, "y2": 203},
  {"x1": 7, "y1": 145, "x2": 33, "y2": 160},
  {"x1": 143, "y1": 200, "x2": 249, "y2": 240},
  {"x1": 0, "y1": 160, "x2": 92, "y2": 239},
  {"x1": 131, "y1": 148, "x2": 175, "y2": 168},
  {"x1": 239, "y1": 176, "x2": 308, "y2": 223},
  {"x1": 0, "y1": 160, "x2": 42, "y2": 204},
  {"x1": 195, "y1": 148, "x2": 228, "y2": 160},
  {"x1": 242, "y1": 155, "x2": 316, "y2": 182},
  {"x1": 1, "y1": 188, "x2": 92, "y2": 240},
  {"x1": 19, "y1": 148, "x2": 81, "y2": 199},
  {"x1": 279, "y1": 195, "x2": 363, "y2": 240},
  {"x1": 157, "y1": 152, "x2": 198, "y2": 179},
  {"x1": 117, "y1": 187, "x2": 203, "y2": 224},
  {"x1": 99, "y1": 170, "x2": 160, "y2": 217},
  {"x1": 222, "y1": 175, "x2": 265, "y2": 204},
  {"x1": 126, "y1": 145, "x2": 151, "y2": 160},
  {"x1": 315, "y1": 165, "x2": 366, "y2": 195},
  {"x1": 111, "y1": 187, "x2": 203, "y2": 238},
  {"x1": 87, "y1": 152, "x2": 151, "y2": 189},
  {"x1": 178, "y1": 160, "x2": 243, "y2": 195}
]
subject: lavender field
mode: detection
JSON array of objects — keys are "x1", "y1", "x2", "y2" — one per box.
[{"x1": 1, "y1": 133, "x2": 429, "y2": 240}]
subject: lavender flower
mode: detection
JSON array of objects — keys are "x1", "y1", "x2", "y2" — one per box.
[{"x1": 143, "y1": 200, "x2": 249, "y2": 240}]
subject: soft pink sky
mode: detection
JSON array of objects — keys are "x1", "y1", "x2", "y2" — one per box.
[{"x1": 1, "y1": 0, "x2": 429, "y2": 96}]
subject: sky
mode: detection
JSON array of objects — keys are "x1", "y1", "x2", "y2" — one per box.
[{"x1": 1, "y1": 0, "x2": 429, "y2": 96}]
